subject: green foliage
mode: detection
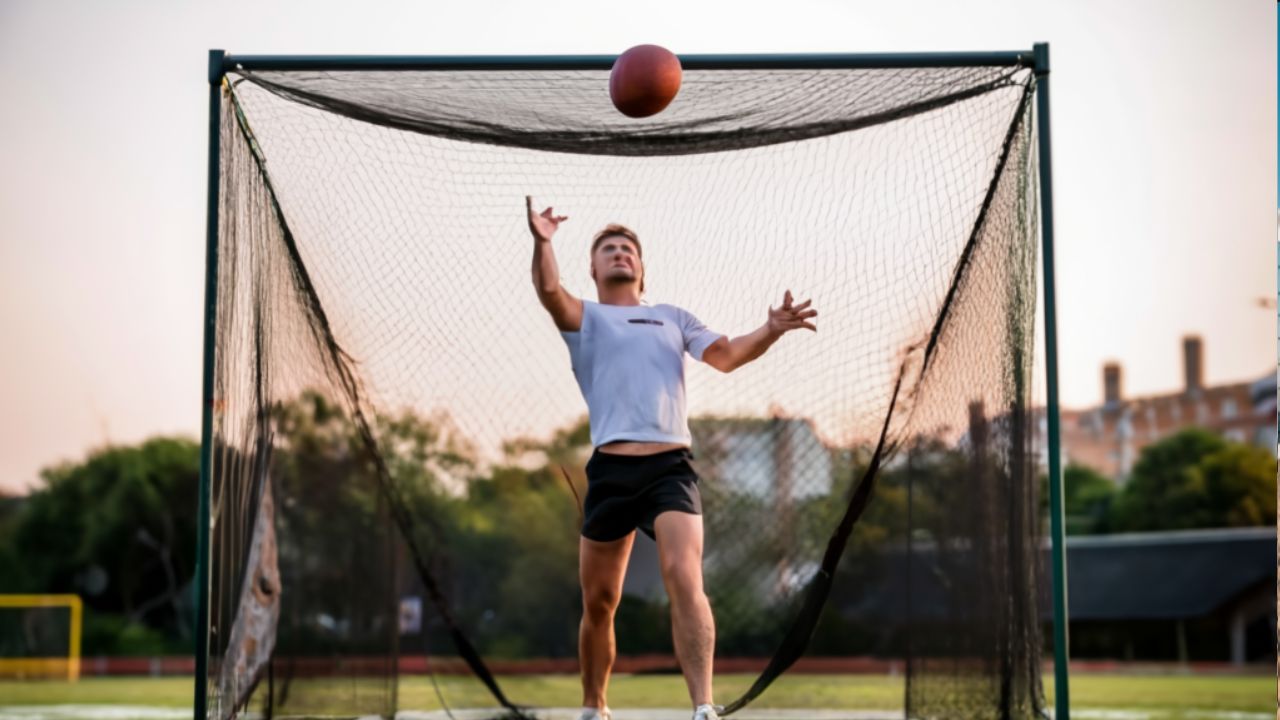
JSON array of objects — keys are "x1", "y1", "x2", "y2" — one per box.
[
  {"x1": 612, "y1": 593, "x2": 672, "y2": 653},
  {"x1": 11, "y1": 392, "x2": 1266, "y2": 667},
  {"x1": 1192, "y1": 442, "x2": 1277, "y2": 526},
  {"x1": 448, "y1": 464, "x2": 581, "y2": 657},
  {"x1": 0, "y1": 438, "x2": 199, "y2": 646},
  {"x1": 265, "y1": 395, "x2": 591, "y2": 659},
  {"x1": 6, "y1": 395, "x2": 1272, "y2": 664},
  {"x1": 264, "y1": 392, "x2": 462, "y2": 654},
  {"x1": 1110, "y1": 428, "x2": 1277, "y2": 532},
  {"x1": 0, "y1": 496, "x2": 26, "y2": 591},
  {"x1": 1040, "y1": 464, "x2": 1118, "y2": 535},
  {"x1": 81, "y1": 610, "x2": 176, "y2": 655},
  {"x1": 1038, "y1": 430, "x2": 1275, "y2": 534},
  {"x1": 1062, "y1": 464, "x2": 1118, "y2": 533}
]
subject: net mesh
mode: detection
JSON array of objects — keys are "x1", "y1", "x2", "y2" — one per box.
[{"x1": 207, "y1": 60, "x2": 1046, "y2": 719}]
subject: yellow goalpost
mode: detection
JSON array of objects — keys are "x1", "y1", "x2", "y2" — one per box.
[{"x1": 0, "y1": 594, "x2": 83, "y2": 681}]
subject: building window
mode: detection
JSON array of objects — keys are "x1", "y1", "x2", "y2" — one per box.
[
  {"x1": 1255, "y1": 426, "x2": 1275, "y2": 449},
  {"x1": 1221, "y1": 398, "x2": 1238, "y2": 419},
  {"x1": 1224, "y1": 429, "x2": 1245, "y2": 443}
]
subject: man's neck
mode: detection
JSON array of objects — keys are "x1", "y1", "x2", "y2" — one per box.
[{"x1": 596, "y1": 285, "x2": 642, "y2": 306}]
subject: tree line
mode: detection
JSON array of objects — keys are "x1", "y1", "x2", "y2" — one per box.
[{"x1": 0, "y1": 393, "x2": 1272, "y2": 657}]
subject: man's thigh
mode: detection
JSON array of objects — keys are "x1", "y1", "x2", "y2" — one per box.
[
  {"x1": 579, "y1": 532, "x2": 636, "y2": 594},
  {"x1": 654, "y1": 510, "x2": 705, "y2": 583}
]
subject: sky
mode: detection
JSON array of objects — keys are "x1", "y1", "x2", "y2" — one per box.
[{"x1": 0, "y1": 0, "x2": 1274, "y2": 494}]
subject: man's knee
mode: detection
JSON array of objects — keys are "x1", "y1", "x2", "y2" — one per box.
[
  {"x1": 660, "y1": 557, "x2": 704, "y2": 602},
  {"x1": 582, "y1": 584, "x2": 623, "y2": 622}
]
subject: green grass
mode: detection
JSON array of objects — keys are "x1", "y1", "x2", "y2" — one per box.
[
  {"x1": 0, "y1": 677, "x2": 192, "y2": 706},
  {"x1": 0, "y1": 672, "x2": 1272, "y2": 718},
  {"x1": 397, "y1": 673, "x2": 905, "y2": 710},
  {"x1": 1044, "y1": 674, "x2": 1273, "y2": 714}
]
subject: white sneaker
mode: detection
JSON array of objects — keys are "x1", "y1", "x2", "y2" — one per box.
[
  {"x1": 693, "y1": 704, "x2": 722, "y2": 720},
  {"x1": 577, "y1": 707, "x2": 612, "y2": 720}
]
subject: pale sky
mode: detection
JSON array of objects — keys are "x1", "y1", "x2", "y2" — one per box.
[{"x1": 0, "y1": 0, "x2": 1274, "y2": 493}]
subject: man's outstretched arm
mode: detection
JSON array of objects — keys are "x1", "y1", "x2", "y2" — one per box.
[
  {"x1": 527, "y1": 196, "x2": 583, "y2": 331},
  {"x1": 701, "y1": 290, "x2": 817, "y2": 373}
]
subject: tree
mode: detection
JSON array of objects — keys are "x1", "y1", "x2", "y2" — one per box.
[
  {"x1": 1040, "y1": 464, "x2": 1117, "y2": 535},
  {"x1": 1190, "y1": 442, "x2": 1276, "y2": 527},
  {"x1": 2, "y1": 438, "x2": 200, "y2": 650},
  {"x1": 1064, "y1": 464, "x2": 1118, "y2": 534},
  {"x1": 0, "y1": 495, "x2": 27, "y2": 591},
  {"x1": 1109, "y1": 428, "x2": 1277, "y2": 532}
]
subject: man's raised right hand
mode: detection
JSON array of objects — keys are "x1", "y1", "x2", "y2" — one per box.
[{"x1": 526, "y1": 195, "x2": 568, "y2": 243}]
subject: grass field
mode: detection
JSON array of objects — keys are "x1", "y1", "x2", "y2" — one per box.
[{"x1": 0, "y1": 673, "x2": 1271, "y2": 719}]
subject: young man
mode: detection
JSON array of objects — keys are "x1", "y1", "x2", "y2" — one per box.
[{"x1": 526, "y1": 197, "x2": 817, "y2": 720}]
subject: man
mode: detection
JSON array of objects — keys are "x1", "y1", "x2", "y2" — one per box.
[{"x1": 526, "y1": 197, "x2": 817, "y2": 720}]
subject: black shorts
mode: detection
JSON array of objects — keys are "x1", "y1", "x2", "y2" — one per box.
[{"x1": 581, "y1": 447, "x2": 702, "y2": 542}]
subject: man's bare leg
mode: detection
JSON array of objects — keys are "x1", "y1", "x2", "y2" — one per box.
[
  {"x1": 654, "y1": 511, "x2": 715, "y2": 708},
  {"x1": 579, "y1": 532, "x2": 635, "y2": 710}
]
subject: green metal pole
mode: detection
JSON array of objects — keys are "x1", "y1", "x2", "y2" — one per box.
[
  {"x1": 222, "y1": 49, "x2": 1035, "y2": 72},
  {"x1": 1034, "y1": 42, "x2": 1070, "y2": 720},
  {"x1": 194, "y1": 48, "x2": 224, "y2": 720}
]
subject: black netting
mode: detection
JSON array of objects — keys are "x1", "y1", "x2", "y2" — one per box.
[{"x1": 206, "y1": 61, "x2": 1046, "y2": 720}]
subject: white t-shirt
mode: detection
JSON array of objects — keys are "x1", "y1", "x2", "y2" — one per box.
[{"x1": 560, "y1": 300, "x2": 724, "y2": 448}]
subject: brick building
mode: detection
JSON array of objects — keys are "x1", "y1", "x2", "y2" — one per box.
[{"x1": 1059, "y1": 336, "x2": 1275, "y2": 479}]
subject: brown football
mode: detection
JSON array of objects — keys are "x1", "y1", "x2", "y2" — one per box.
[{"x1": 609, "y1": 44, "x2": 682, "y2": 118}]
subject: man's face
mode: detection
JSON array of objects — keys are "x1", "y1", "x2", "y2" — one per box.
[{"x1": 591, "y1": 235, "x2": 642, "y2": 290}]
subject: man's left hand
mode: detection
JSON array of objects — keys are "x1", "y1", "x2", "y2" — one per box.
[{"x1": 767, "y1": 290, "x2": 818, "y2": 335}]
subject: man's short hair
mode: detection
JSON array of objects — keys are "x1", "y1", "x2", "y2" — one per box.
[
  {"x1": 591, "y1": 224, "x2": 644, "y2": 292},
  {"x1": 590, "y1": 224, "x2": 643, "y2": 257}
]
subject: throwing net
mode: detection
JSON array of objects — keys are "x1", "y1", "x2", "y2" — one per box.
[{"x1": 205, "y1": 55, "x2": 1048, "y2": 720}]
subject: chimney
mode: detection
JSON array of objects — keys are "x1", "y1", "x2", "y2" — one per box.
[
  {"x1": 967, "y1": 400, "x2": 989, "y2": 450},
  {"x1": 1103, "y1": 362, "x2": 1123, "y2": 407},
  {"x1": 1182, "y1": 336, "x2": 1203, "y2": 396}
]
